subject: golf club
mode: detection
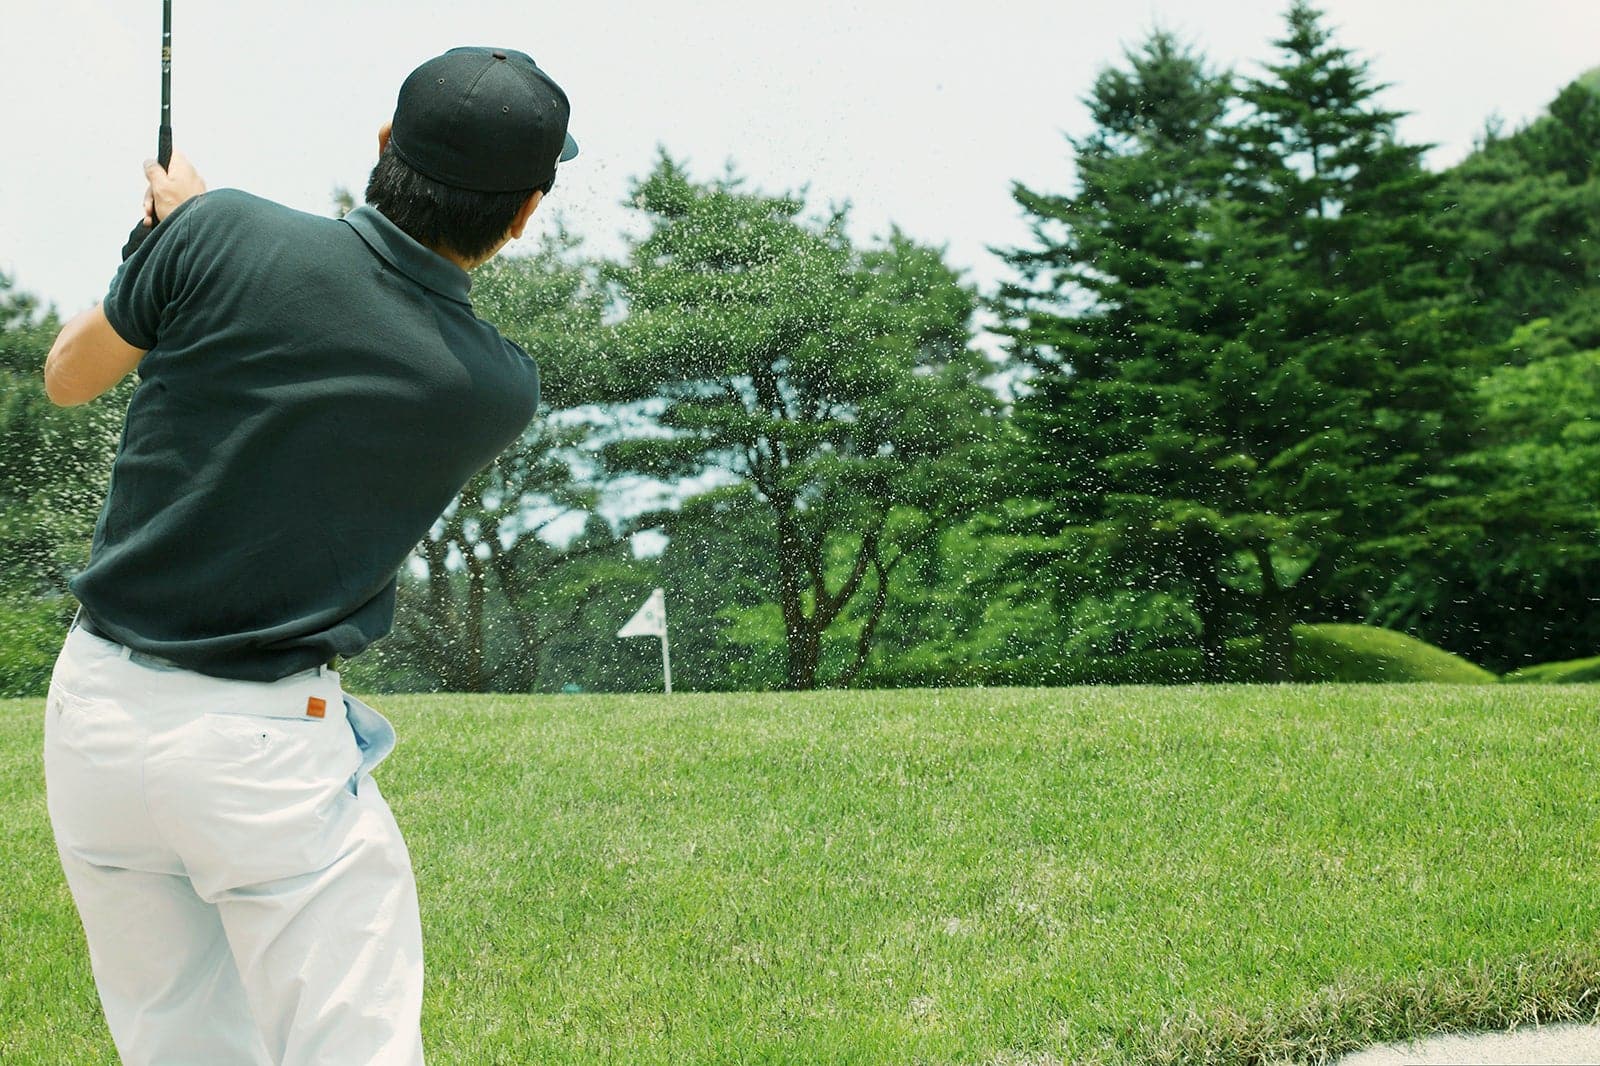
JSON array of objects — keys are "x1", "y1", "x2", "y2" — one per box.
[
  {"x1": 121, "y1": 0, "x2": 173, "y2": 260},
  {"x1": 158, "y1": 0, "x2": 172, "y2": 170}
]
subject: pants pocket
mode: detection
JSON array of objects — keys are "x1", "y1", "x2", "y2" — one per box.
[
  {"x1": 43, "y1": 687, "x2": 148, "y2": 860},
  {"x1": 342, "y1": 693, "x2": 396, "y2": 797},
  {"x1": 148, "y1": 710, "x2": 358, "y2": 893}
]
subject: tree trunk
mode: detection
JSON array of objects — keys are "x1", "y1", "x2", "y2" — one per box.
[
  {"x1": 1185, "y1": 528, "x2": 1230, "y2": 681},
  {"x1": 1252, "y1": 545, "x2": 1293, "y2": 682},
  {"x1": 1260, "y1": 597, "x2": 1294, "y2": 682},
  {"x1": 1193, "y1": 575, "x2": 1229, "y2": 680},
  {"x1": 786, "y1": 628, "x2": 821, "y2": 691},
  {"x1": 419, "y1": 535, "x2": 466, "y2": 689},
  {"x1": 773, "y1": 507, "x2": 812, "y2": 689},
  {"x1": 832, "y1": 553, "x2": 890, "y2": 689},
  {"x1": 464, "y1": 548, "x2": 488, "y2": 692}
]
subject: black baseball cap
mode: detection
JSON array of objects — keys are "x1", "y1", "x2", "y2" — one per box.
[{"x1": 390, "y1": 47, "x2": 578, "y2": 193}]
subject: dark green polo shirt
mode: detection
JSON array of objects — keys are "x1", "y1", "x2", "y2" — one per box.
[{"x1": 72, "y1": 190, "x2": 540, "y2": 681}]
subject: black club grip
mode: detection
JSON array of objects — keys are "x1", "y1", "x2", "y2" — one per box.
[
  {"x1": 121, "y1": 136, "x2": 172, "y2": 262},
  {"x1": 121, "y1": 219, "x2": 155, "y2": 261}
]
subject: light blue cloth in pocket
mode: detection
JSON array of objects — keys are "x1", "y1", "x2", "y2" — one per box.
[{"x1": 342, "y1": 693, "x2": 396, "y2": 796}]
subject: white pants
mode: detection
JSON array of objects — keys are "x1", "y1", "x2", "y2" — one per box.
[{"x1": 44, "y1": 624, "x2": 425, "y2": 1065}]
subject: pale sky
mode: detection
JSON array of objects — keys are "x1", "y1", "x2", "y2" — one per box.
[{"x1": 3, "y1": 0, "x2": 1596, "y2": 315}]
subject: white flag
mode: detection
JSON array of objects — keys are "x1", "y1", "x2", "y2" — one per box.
[{"x1": 618, "y1": 588, "x2": 667, "y2": 638}]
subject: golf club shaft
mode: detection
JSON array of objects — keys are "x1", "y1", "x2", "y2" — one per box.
[
  {"x1": 158, "y1": 0, "x2": 171, "y2": 168},
  {"x1": 123, "y1": 0, "x2": 172, "y2": 260}
]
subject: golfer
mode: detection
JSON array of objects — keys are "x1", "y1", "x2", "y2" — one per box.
[{"x1": 40, "y1": 47, "x2": 576, "y2": 1065}]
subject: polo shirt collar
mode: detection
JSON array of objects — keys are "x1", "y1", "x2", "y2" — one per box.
[{"x1": 341, "y1": 205, "x2": 472, "y2": 305}]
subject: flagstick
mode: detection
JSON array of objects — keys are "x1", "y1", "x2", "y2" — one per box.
[{"x1": 660, "y1": 631, "x2": 673, "y2": 695}]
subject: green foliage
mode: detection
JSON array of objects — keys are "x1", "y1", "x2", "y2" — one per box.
[
  {"x1": 853, "y1": 508, "x2": 1075, "y2": 689},
  {"x1": 529, "y1": 542, "x2": 666, "y2": 694},
  {"x1": 1368, "y1": 68, "x2": 1600, "y2": 671},
  {"x1": 639, "y1": 486, "x2": 783, "y2": 692},
  {"x1": 1374, "y1": 345, "x2": 1600, "y2": 671},
  {"x1": 1502, "y1": 656, "x2": 1600, "y2": 684},
  {"x1": 0, "y1": 274, "x2": 128, "y2": 694},
  {"x1": 471, "y1": 227, "x2": 614, "y2": 409},
  {"x1": 997, "y1": 6, "x2": 1491, "y2": 684},
  {"x1": 0, "y1": 276, "x2": 123, "y2": 597},
  {"x1": 606, "y1": 155, "x2": 1001, "y2": 689},
  {"x1": 0, "y1": 595, "x2": 74, "y2": 697},
  {"x1": 1438, "y1": 76, "x2": 1600, "y2": 342}
]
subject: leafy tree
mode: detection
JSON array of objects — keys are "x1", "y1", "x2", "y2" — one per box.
[
  {"x1": 1368, "y1": 71, "x2": 1600, "y2": 667},
  {"x1": 635, "y1": 487, "x2": 786, "y2": 691},
  {"x1": 1374, "y1": 335, "x2": 1600, "y2": 670},
  {"x1": 605, "y1": 156, "x2": 1001, "y2": 689},
  {"x1": 531, "y1": 527, "x2": 664, "y2": 693},
  {"x1": 852, "y1": 507, "x2": 1082, "y2": 687}
]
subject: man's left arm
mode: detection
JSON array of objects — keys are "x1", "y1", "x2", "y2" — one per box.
[
  {"x1": 44, "y1": 152, "x2": 208, "y2": 408},
  {"x1": 43, "y1": 307, "x2": 147, "y2": 407}
]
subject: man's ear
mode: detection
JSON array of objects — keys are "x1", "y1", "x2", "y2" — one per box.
[
  {"x1": 507, "y1": 189, "x2": 545, "y2": 240},
  {"x1": 377, "y1": 121, "x2": 392, "y2": 156}
]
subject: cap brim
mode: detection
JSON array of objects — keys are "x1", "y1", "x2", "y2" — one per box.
[{"x1": 560, "y1": 133, "x2": 579, "y2": 163}]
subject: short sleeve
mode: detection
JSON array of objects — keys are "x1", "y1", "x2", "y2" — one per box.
[
  {"x1": 103, "y1": 198, "x2": 201, "y2": 350},
  {"x1": 507, "y1": 338, "x2": 541, "y2": 414},
  {"x1": 515, "y1": 336, "x2": 540, "y2": 409}
]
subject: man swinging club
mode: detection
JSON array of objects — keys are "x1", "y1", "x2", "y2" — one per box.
[{"x1": 41, "y1": 46, "x2": 578, "y2": 1064}]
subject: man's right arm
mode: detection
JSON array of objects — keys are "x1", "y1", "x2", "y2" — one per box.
[{"x1": 43, "y1": 306, "x2": 147, "y2": 407}]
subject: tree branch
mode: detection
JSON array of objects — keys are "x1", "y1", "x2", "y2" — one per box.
[
  {"x1": 831, "y1": 549, "x2": 891, "y2": 688},
  {"x1": 815, "y1": 512, "x2": 887, "y2": 630}
]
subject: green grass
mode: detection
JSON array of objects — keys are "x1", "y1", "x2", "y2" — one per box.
[
  {"x1": 1503, "y1": 655, "x2": 1600, "y2": 685},
  {"x1": 4, "y1": 685, "x2": 1599, "y2": 1063},
  {"x1": 1292, "y1": 624, "x2": 1499, "y2": 684}
]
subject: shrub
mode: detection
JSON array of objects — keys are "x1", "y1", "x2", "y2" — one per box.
[
  {"x1": 1227, "y1": 624, "x2": 1497, "y2": 684},
  {"x1": 1502, "y1": 655, "x2": 1600, "y2": 684},
  {"x1": 0, "y1": 596, "x2": 71, "y2": 697}
]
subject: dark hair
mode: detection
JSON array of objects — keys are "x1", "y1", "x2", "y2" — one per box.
[{"x1": 364, "y1": 144, "x2": 551, "y2": 260}]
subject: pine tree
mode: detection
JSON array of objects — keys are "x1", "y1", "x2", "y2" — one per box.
[
  {"x1": 1225, "y1": 0, "x2": 1483, "y2": 673},
  {"x1": 997, "y1": 30, "x2": 1256, "y2": 679},
  {"x1": 998, "y1": 8, "x2": 1483, "y2": 681},
  {"x1": 605, "y1": 156, "x2": 1000, "y2": 690},
  {"x1": 1439, "y1": 73, "x2": 1600, "y2": 342}
]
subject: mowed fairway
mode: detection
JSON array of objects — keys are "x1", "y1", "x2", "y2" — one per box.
[{"x1": 3, "y1": 685, "x2": 1598, "y2": 1064}]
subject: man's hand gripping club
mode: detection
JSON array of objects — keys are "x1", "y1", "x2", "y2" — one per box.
[{"x1": 122, "y1": 149, "x2": 207, "y2": 260}]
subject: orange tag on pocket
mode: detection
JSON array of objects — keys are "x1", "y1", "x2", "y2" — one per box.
[{"x1": 306, "y1": 696, "x2": 327, "y2": 718}]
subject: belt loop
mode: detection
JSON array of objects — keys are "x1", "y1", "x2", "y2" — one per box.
[{"x1": 119, "y1": 644, "x2": 133, "y2": 661}]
